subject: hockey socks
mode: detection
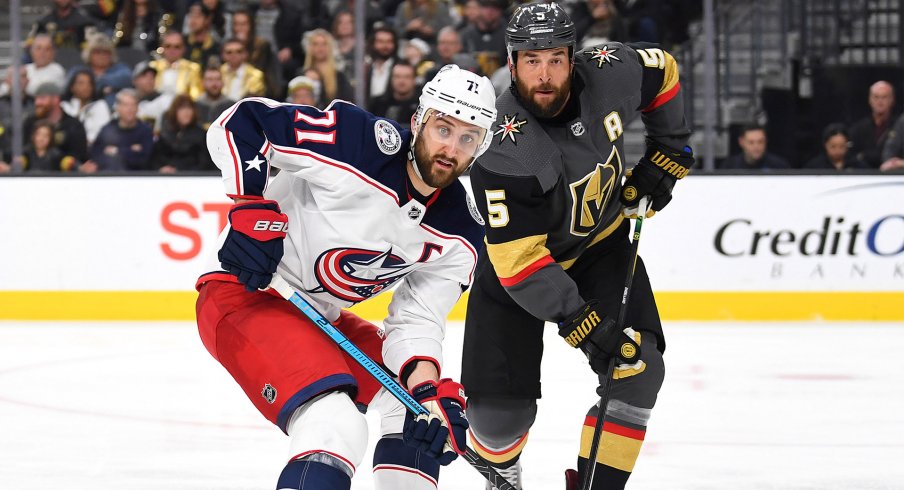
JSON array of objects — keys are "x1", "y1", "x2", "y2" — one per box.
[
  {"x1": 372, "y1": 436, "x2": 441, "y2": 489},
  {"x1": 276, "y1": 458, "x2": 351, "y2": 490},
  {"x1": 574, "y1": 407, "x2": 648, "y2": 490}
]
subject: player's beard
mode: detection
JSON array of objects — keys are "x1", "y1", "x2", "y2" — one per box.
[
  {"x1": 516, "y1": 76, "x2": 572, "y2": 119},
  {"x1": 412, "y1": 136, "x2": 465, "y2": 190}
]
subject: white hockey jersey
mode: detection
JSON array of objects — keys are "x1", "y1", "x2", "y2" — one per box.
[{"x1": 200, "y1": 97, "x2": 485, "y2": 375}]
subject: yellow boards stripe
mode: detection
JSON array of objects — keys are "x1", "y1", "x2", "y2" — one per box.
[{"x1": 0, "y1": 291, "x2": 902, "y2": 321}]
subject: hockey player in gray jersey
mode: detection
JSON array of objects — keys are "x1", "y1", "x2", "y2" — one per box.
[{"x1": 461, "y1": 3, "x2": 693, "y2": 489}]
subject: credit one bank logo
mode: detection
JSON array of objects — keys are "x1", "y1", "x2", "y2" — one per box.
[{"x1": 711, "y1": 182, "x2": 904, "y2": 280}]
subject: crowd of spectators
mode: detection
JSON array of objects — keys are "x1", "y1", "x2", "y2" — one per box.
[
  {"x1": 722, "y1": 80, "x2": 904, "y2": 173},
  {"x1": 8, "y1": 0, "x2": 898, "y2": 174}
]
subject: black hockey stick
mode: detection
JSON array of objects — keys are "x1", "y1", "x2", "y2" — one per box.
[
  {"x1": 580, "y1": 196, "x2": 650, "y2": 490},
  {"x1": 268, "y1": 275, "x2": 517, "y2": 490}
]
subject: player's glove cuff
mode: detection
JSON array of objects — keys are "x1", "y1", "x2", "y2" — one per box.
[{"x1": 558, "y1": 301, "x2": 642, "y2": 370}]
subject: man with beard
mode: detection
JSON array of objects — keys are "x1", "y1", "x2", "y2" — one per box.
[
  {"x1": 462, "y1": 3, "x2": 693, "y2": 490},
  {"x1": 23, "y1": 82, "x2": 89, "y2": 164},
  {"x1": 365, "y1": 25, "x2": 399, "y2": 107},
  {"x1": 197, "y1": 64, "x2": 496, "y2": 490}
]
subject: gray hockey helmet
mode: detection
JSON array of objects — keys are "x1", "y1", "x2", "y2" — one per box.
[{"x1": 505, "y1": 2, "x2": 576, "y2": 64}]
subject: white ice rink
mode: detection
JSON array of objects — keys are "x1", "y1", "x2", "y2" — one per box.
[{"x1": 1, "y1": 321, "x2": 903, "y2": 489}]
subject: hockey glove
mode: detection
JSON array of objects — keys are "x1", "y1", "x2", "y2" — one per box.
[
  {"x1": 218, "y1": 200, "x2": 288, "y2": 291},
  {"x1": 558, "y1": 300, "x2": 641, "y2": 373},
  {"x1": 403, "y1": 379, "x2": 469, "y2": 465},
  {"x1": 621, "y1": 141, "x2": 694, "y2": 216}
]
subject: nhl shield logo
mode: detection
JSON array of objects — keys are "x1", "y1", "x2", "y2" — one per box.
[
  {"x1": 571, "y1": 121, "x2": 585, "y2": 137},
  {"x1": 375, "y1": 120, "x2": 402, "y2": 155},
  {"x1": 408, "y1": 206, "x2": 422, "y2": 220},
  {"x1": 262, "y1": 384, "x2": 277, "y2": 404}
]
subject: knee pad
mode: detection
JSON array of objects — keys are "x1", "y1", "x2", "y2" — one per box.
[
  {"x1": 370, "y1": 387, "x2": 408, "y2": 437},
  {"x1": 468, "y1": 397, "x2": 537, "y2": 465},
  {"x1": 286, "y1": 391, "x2": 368, "y2": 477}
]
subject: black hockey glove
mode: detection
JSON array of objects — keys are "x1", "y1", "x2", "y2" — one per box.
[
  {"x1": 621, "y1": 141, "x2": 694, "y2": 215},
  {"x1": 558, "y1": 300, "x2": 641, "y2": 372},
  {"x1": 218, "y1": 200, "x2": 288, "y2": 291}
]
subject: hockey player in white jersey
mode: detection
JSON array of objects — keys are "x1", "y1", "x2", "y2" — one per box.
[{"x1": 195, "y1": 64, "x2": 496, "y2": 490}]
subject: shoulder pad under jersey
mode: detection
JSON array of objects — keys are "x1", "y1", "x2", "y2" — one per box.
[{"x1": 476, "y1": 90, "x2": 561, "y2": 192}]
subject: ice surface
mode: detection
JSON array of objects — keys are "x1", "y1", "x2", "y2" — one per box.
[{"x1": 1, "y1": 321, "x2": 902, "y2": 489}]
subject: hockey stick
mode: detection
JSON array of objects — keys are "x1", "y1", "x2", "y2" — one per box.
[
  {"x1": 580, "y1": 196, "x2": 650, "y2": 490},
  {"x1": 268, "y1": 275, "x2": 517, "y2": 490}
]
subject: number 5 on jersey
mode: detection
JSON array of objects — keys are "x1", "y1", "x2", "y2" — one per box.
[{"x1": 485, "y1": 190, "x2": 509, "y2": 227}]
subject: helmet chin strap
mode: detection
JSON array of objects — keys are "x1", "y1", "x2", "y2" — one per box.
[{"x1": 408, "y1": 148, "x2": 425, "y2": 181}]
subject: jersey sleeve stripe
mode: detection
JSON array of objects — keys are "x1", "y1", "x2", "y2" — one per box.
[
  {"x1": 226, "y1": 130, "x2": 243, "y2": 196},
  {"x1": 642, "y1": 53, "x2": 680, "y2": 113},
  {"x1": 486, "y1": 233, "x2": 552, "y2": 278},
  {"x1": 642, "y1": 81, "x2": 680, "y2": 113},
  {"x1": 498, "y1": 254, "x2": 554, "y2": 287}
]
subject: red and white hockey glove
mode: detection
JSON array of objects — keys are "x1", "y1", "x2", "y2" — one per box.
[
  {"x1": 403, "y1": 379, "x2": 469, "y2": 465},
  {"x1": 218, "y1": 200, "x2": 288, "y2": 291}
]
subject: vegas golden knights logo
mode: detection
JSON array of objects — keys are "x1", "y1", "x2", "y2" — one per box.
[{"x1": 568, "y1": 147, "x2": 621, "y2": 236}]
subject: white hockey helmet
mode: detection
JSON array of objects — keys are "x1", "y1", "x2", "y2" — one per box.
[{"x1": 412, "y1": 64, "x2": 498, "y2": 163}]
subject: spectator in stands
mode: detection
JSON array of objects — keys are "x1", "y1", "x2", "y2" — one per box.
[
  {"x1": 61, "y1": 69, "x2": 112, "y2": 145},
  {"x1": 196, "y1": 67, "x2": 235, "y2": 129},
  {"x1": 393, "y1": 0, "x2": 454, "y2": 43},
  {"x1": 113, "y1": 0, "x2": 172, "y2": 52},
  {"x1": 369, "y1": 61, "x2": 420, "y2": 129},
  {"x1": 185, "y1": 3, "x2": 222, "y2": 70},
  {"x1": 573, "y1": 0, "x2": 628, "y2": 48},
  {"x1": 27, "y1": 0, "x2": 96, "y2": 49},
  {"x1": 259, "y1": 0, "x2": 306, "y2": 89},
  {"x1": 83, "y1": 89, "x2": 154, "y2": 172},
  {"x1": 879, "y1": 113, "x2": 904, "y2": 172},
  {"x1": 331, "y1": 11, "x2": 357, "y2": 76},
  {"x1": 299, "y1": 67, "x2": 327, "y2": 108},
  {"x1": 849, "y1": 80, "x2": 896, "y2": 169},
  {"x1": 74, "y1": 33, "x2": 132, "y2": 106},
  {"x1": 0, "y1": 35, "x2": 66, "y2": 98},
  {"x1": 24, "y1": 82, "x2": 89, "y2": 164},
  {"x1": 231, "y1": 9, "x2": 279, "y2": 98},
  {"x1": 722, "y1": 124, "x2": 791, "y2": 170},
  {"x1": 302, "y1": 29, "x2": 354, "y2": 103},
  {"x1": 434, "y1": 26, "x2": 477, "y2": 70},
  {"x1": 460, "y1": 0, "x2": 509, "y2": 76},
  {"x1": 182, "y1": 0, "x2": 228, "y2": 40},
  {"x1": 219, "y1": 39, "x2": 267, "y2": 100},
  {"x1": 132, "y1": 62, "x2": 173, "y2": 131},
  {"x1": 0, "y1": 67, "x2": 33, "y2": 168},
  {"x1": 152, "y1": 94, "x2": 212, "y2": 173},
  {"x1": 15, "y1": 120, "x2": 78, "y2": 172},
  {"x1": 150, "y1": 31, "x2": 204, "y2": 99},
  {"x1": 365, "y1": 25, "x2": 399, "y2": 106},
  {"x1": 457, "y1": 0, "x2": 481, "y2": 31},
  {"x1": 318, "y1": 0, "x2": 385, "y2": 29},
  {"x1": 803, "y1": 123, "x2": 863, "y2": 171},
  {"x1": 286, "y1": 75, "x2": 321, "y2": 107},
  {"x1": 401, "y1": 38, "x2": 435, "y2": 84}
]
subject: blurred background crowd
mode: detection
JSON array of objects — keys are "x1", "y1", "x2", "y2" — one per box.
[{"x1": 0, "y1": 0, "x2": 902, "y2": 174}]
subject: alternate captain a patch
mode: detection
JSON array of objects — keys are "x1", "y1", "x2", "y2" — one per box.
[
  {"x1": 494, "y1": 114, "x2": 527, "y2": 145},
  {"x1": 586, "y1": 45, "x2": 622, "y2": 68}
]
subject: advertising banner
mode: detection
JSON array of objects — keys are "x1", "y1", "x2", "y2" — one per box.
[{"x1": 1, "y1": 176, "x2": 901, "y2": 321}]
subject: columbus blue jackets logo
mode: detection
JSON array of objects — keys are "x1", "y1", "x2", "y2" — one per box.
[
  {"x1": 586, "y1": 45, "x2": 622, "y2": 68},
  {"x1": 494, "y1": 114, "x2": 527, "y2": 145},
  {"x1": 311, "y1": 245, "x2": 443, "y2": 302}
]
